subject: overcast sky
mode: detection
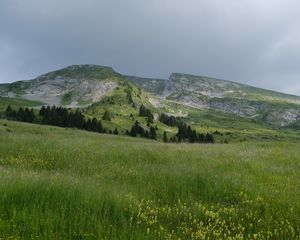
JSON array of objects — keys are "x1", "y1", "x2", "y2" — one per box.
[{"x1": 1, "y1": 0, "x2": 300, "y2": 95}]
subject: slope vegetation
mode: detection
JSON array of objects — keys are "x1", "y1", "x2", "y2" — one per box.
[
  {"x1": 0, "y1": 119, "x2": 299, "y2": 239},
  {"x1": 128, "y1": 73, "x2": 300, "y2": 126},
  {"x1": 1, "y1": 64, "x2": 300, "y2": 129}
]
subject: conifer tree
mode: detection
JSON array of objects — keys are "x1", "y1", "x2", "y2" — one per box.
[
  {"x1": 144, "y1": 130, "x2": 150, "y2": 138},
  {"x1": 113, "y1": 128, "x2": 119, "y2": 135},
  {"x1": 91, "y1": 118, "x2": 99, "y2": 132},
  {"x1": 102, "y1": 110, "x2": 111, "y2": 121},
  {"x1": 5, "y1": 105, "x2": 12, "y2": 116},
  {"x1": 86, "y1": 119, "x2": 92, "y2": 131},
  {"x1": 97, "y1": 120, "x2": 104, "y2": 133},
  {"x1": 130, "y1": 126, "x2": 137, "y2": 137},
  {"x1": 139, "y1": 104, "x2": 154, "y2": 123},
  {"x1": 149, "y1": 126, "x2": 157, "y2": 140},
  {"x1": 163, "y1": 131, "x2": 168, "y2": 143}
]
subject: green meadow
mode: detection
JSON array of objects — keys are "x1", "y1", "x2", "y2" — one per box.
[
  {"x1": 0, "y1": 97, "x2": 42, "y2": 112},
  {"x1": 0, "y1": 119, "x2": 299, "y2": 239}
]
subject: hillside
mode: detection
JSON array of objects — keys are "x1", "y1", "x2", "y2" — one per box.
[
  {"x1": 0, "y1": 119, "x2": 299, "y2": 239},
  {"x1": 0, "y1": 65, "x2": 127, "y2": 107},
  {"x1": 1, "y1": 64, "x2": 300, "y2": 130},
  {"x1": 1, "y1": 67, "x2": 300, "y2": 239},
  {"x1": 127, "y1": 73, "x2": 300, "y2": 126},
  {"x1": 125, "y1": 75, "x2": 166, "y2": 95}
]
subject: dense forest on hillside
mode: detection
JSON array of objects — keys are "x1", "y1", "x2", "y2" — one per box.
[
  {"x1": 4, "y1": 105, "x2": 106, "y2": 134},
  {"x1": 2, "y1": 105, "x2": 215, "y2": 144}
]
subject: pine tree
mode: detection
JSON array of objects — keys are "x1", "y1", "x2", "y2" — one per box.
[
  {"x1": 163, "y1": 131, "x2": 168, "y2": 143},
  {"x1": 5, "y1": 105, "x2": 12, "y2": 116},
  {"x1": 5, "y1": 105, "x2": 15, "y2": 119},
  {"x1": 91, "y1": 118, "x2": 99, "y2": 132},
  {"x1": 205, "y1": 133, "x2": 214, "y2": 143},
  {"x1": 102, "y1": 110, "x2": 111, "y2": 121},
  {"x1": 198, "y1": 133, "x2": 205, "y2": 143},
  {"x1": 187, "y1": 126, "x2": 192, "y2": 139},
  {"x1": 130, "y1": 126, "x2": 137, "y2": 137},
  {"x1": 193, "y1": 130, "x2": 198, "y2": 143},
  {"x1": 97, "y1": 120, "x2": 104, "y2": 133},
  {"x1": 17, "y1": 108, "x2": 25, "y2": 121},
  {"x1": 139, "y1": 105, "x2": 154, "y2": 123},
  {"x1": 127, "y1": 92, "x2": 133, "y2": 104},
  {"x1": 86, "y1": 119, "x2": 92, "y2": 131},
  {"x1": 149, "y1": 126, "x2": 157, "y2": 140},
  {"x1": 177, "y1": 123, "x2": 187, "y2": 142},
  {"x1": 29, "y1": 109, "x2": 35, "y2": 123},
  {"x1": 113, "y1": 128, "x2": 119, "y2": 135}
]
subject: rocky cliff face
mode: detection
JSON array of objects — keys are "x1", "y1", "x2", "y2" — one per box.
[
  {"x1": 20, "y1": 77, "x2": 118, "y2": 107},
  {"x1": 128, "y1": 73, "x2": 300, "y2": 126},
  {"x1": 166, "y1": 74, "x2": 300, "y2": 126},
  {"x1": 0, "y1": 65, "x2": 121, "y2": 107},
  {"x1": 125, "y1": 76, "x2": 166, "y2": 96}
]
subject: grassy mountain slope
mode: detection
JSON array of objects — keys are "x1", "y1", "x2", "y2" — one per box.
[
  {"x1": 128, "y1": 73, "x2": 300, "y2": 126},
  {"x1": 0, "y1": 97, "x2": 43, "y2": 112},
  {"x1": 81, "y1": 80, "x2": 167, "y2": 137},
  {"x1": 125, "y1": 75, "x2": 166, "y2": 95},
  {"x1": 150, "y1": 99, "x2": 300, "y2": 143},
  {"x1": 167, "y1": 73, "x2": 300, "y2": 103},
  {"x1": 0, "y1": 119, "x2": 299, "y2": 239},
  {"x1": 1, "y1": 64, "x2": 300, "y2": 132},
  {"x1": 1, "y1": 65, "x2": 300, "y2": 239}
]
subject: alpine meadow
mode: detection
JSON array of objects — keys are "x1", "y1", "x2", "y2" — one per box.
[
  {"x1": 0, "y1": 64, "x2": 300, "y2": 239},
  {"x1": 1, "y1": 1, "x2": 300, "y2": 239}
]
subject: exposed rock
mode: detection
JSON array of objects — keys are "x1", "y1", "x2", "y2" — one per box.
[
  {"x1": 1, "y1": 65, "x2": 300, "y2": 127},
  {"x1": 0, "y1": 65, "x2": 120, "y2": 107},
  {"x1": 127, "y1": 72, "x2": 300, "y2": 126}
]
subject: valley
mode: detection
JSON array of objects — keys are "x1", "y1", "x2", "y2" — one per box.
[{"x1": 0, "y1": 65, "x2": 300, "y2": 239}]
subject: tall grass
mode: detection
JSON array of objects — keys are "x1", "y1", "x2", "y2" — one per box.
[{"x1": 0, "y1": 119, "x2": 299, "y2": 239}]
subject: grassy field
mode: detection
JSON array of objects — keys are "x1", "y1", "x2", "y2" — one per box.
[
  {"x1": 0, "y1": 97, "x2": 43, "y2": 112},
  {"x1": 0, "y1": 119, "x2": 299, "y2": 239}
]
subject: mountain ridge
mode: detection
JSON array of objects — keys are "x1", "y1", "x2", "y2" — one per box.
[
  {"x1": 1, "y1": 64, "x2": 300, "y2": 126},
  {"x1": 128, "y1": 72, "x2": 300, "y2": 99}
]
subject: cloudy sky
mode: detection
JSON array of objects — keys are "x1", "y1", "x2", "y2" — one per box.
[{"x1": 1, "y1": 0, "x2": 300, "y2": 95}]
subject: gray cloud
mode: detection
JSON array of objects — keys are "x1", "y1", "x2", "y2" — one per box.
[{"x1": 0, "y1": 0, "x2": 300, "y2": 95}]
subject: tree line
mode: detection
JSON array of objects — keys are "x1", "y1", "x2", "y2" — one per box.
[
  {"x1": 39, "y1": 106, "x2": 106, "y2": 133},
  {"x1": 139, "y1": 105, "x2": 154, "y2": 123},
  {"x1": 4, "y1": 105, "x2": 215, "y2": 144},
  {"x1": 5, "y1": 106, "x2": 35, "y2": 123},
  {"x1": 4, "y1": 105, "x2": 107, "y2": 134},
  {"x1": 158, "y1": 113, "x2": 183, "y2": 127},
  {"x1": 137, "y1": 106, "x2": 214, "y2": 144},
  {"x1": 162, "y1": 123, "x2": 214, "y2": 144},
  {"x1": 176, "y1": 122, "x2": 214, "y2": 143},
  {"x1": 126, "y1": 120, "x2": 157, "y2": 140},
  {"x1": 158, "y1": 112, "x2": 215, "y2": 143}
]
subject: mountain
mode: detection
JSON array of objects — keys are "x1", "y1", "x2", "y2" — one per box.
[
  {"x1": 127, "y1": 73, "x2": 300, "y2": 126},
  {"x1": 125, "y1": 75, "x2": 166, "y2": 95},
  {"x1": 0, "y1": 65, "x2": 157, "y2": 137},
  {"x1": 0, "y1": 65, "x2": 126, "y2": 107},
  {"x1": 1, "y1": 64, "x2": 300, "y2": 127}
]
